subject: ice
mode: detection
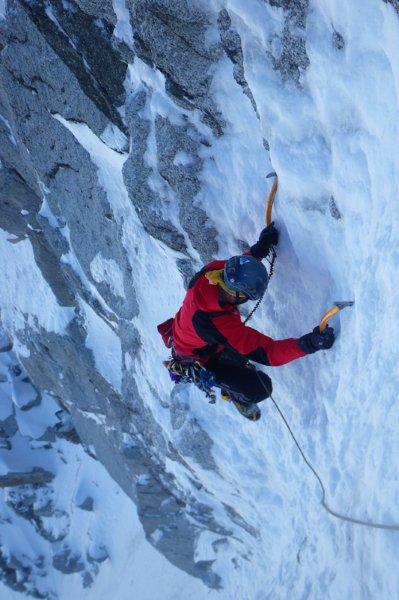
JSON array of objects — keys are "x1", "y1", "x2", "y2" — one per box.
[
  {"x1": 2, "y1": 0, "x2": 399, "y2": 597},
  {"x1": 0, "y1": 229, "x2": 75, "y2": 337},
  {"x1": 78, "y1": 298, "x2": 122, "y2": 393},
  {"x1": 112, "y1": 0, "x2": 134, "y2": 48},
  {"x1": 90, "y1": 253, "x2": 126, "y2": 299}
]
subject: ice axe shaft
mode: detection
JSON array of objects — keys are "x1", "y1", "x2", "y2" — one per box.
[
  {"x1": 265, "y1": 172, "x2": 278, "y2": 225},
  {"x1": 319, "y1": 301, "x2": 354, "y2": 332}
]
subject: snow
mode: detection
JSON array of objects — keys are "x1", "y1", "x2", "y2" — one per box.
[
  {"x1": 2, "y1": 0, "x2": 399, "y2": 598},
  {"x1": 15, "y1": 392, "x2": 59, "y2": 439},
  {"x1": 0, "y1": 229, "x2": 74, "y2": 337},
  {"x1": 173, "y1": 151, "x2": 195, "y2": 167},
  {"x1": 52, "y1": 2, "x2": 399, "y2": 595},
  {"x1": 170, "y1": 0, "x2": 399, "y2": 597},
  {"x1": 112, "y1": 0, "x2": 134, "y2": 49},
  {"x1": 78, "y1": 298, "x2": 122, "y2": 392},
  {"x1": 0, "y1": 341, "x2": 209, "y2": 600},
  {"x1": 90, "y1": 253, "x2": 125, "y2": 299}
]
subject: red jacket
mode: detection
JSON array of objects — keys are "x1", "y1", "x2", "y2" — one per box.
[{"x1": 172, "y1": 259, "x2": 306, "y2": 366}]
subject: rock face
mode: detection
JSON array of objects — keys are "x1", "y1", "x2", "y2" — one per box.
[{"x1": 0, "y1": 0, "x2": 311, "y2": 594}]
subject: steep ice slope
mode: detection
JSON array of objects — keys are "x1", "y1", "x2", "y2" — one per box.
[
  {"x1": 162, "y1": 0, "x2": 399, "y2": 597},
  {"x1": 0, "y1": 0, "x2": 399, "y2": 598}
]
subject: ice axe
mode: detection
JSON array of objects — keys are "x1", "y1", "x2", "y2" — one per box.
[
  {"x1": 265, "y1": 171, "x2": 278, "y2": 225},
  {"x1": 319, "y1": 301, "x2": 354, "y2": 332}
]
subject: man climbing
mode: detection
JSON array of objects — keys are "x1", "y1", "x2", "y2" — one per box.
[{"x1": 158, "y1": 223, "x2": 335, "y2": 420}]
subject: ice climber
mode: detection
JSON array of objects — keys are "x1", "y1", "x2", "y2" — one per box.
[{"x1": 158, "y1": 223, "x2": 335, "y2": 420}]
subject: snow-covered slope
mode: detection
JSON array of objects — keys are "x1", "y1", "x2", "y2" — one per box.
[{"x1": 1, "y1": 0, "x2": 399, "y2": 598}]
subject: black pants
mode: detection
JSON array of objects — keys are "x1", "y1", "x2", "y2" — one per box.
[{"x1": 206, "y1": 352, "x2": 272, "y2": 404}]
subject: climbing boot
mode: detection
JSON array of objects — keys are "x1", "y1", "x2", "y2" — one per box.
[
  {"x1": 231, "y1": 398, "x2": 261, "y2": 421},
  {"x1": 220, "y1": 389, "x2": 261, "y2": 421}
]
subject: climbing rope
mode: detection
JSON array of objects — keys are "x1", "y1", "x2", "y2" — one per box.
[
  {"x1": 255, "y1": 372, "x2": 399, "y2": 531},
  {"x1": 244, "y1": 246, "x2": 276, "y2": 325}
]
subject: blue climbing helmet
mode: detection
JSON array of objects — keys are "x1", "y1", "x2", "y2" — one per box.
[{"x1": 223, "y1": 255, "x2": 269, "y2": 301}]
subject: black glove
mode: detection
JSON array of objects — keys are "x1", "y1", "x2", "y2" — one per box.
[
  {"x1": 298, "y1": 326, "x2": 335, "y2": 354},
  {"x1": 250, "y1": 222, "x2": 279, "y2": 259}
]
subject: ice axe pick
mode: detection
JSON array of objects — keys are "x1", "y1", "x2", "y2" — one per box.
[{"x1": 319, "y1": 301, "x2": 354, "y2": 332}]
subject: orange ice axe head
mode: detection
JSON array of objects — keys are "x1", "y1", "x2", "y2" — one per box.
[{"x1": 319, "y1": 301, "x2": 354, "y2": 332}]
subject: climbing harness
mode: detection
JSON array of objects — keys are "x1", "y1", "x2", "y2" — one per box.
[{"x1": 163, "y1": 353, "x2": 217, "y2": 404}]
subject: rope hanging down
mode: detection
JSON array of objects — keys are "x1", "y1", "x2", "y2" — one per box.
[{"x1": 257, "y1": 377, "x2": 399, "y2": 531}]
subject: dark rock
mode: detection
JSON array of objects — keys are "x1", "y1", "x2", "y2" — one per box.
[
  {"x1": 0, "y1": 414, "x2": 18, "y2": 438},
  {"x1": 52, "y1": 547, "x2": 85, "y2": 574},
  {"x1": 0, "y1": 469, "x2": 54, "y2": 488},
  {"x1": 131, "y1": 0, "x2": 225, "y2": 136},
  {"x1": 329, "y1": 196, "x2": 342, "y2": 220},
  {"x1": 268, "y1": 0, "x2": 310, "y2": 82},
  {"x1": 18, "y1": 0, "x2": 128, "y2": 134},
  {"x1": 54, "y1": 410, "x2": 82, "y2": 444},
  {"x1": 332, "y1": 30, "x2": 345, "y2": 50},
  {"x1": 82, "y1": 570, "x2": 94, "y2": 588},
  {"x1": 78, "y1": 496, "x2": 94, "y2": 511}
]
